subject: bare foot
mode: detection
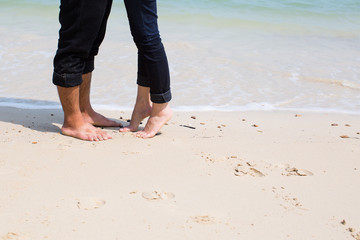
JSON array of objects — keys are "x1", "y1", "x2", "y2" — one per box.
[
  {"x1": 61, "y1": 122, "x2": 112, "y2": 141},
  {"x1": 56, "y1": 83, "x2": 113, "y2": 141},
  {"x1": 120, "y1": 101, "x2": 152, "y2": 132},
  {"x1": 135, "y1": 103, "x2": 172, "y2": 139},
  {"x1": 82, "y1": 110, "x2": 122, "y2": 127}
]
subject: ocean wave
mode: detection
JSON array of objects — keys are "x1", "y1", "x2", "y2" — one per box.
[
  {"x1": 1, "y1": 98, "x2": 359, "y2": 115},
  {"x1": 172, "y1": 103, "x2": 360, "y2": 115},
  {"x1": 301, "y1": 76, "x2": 360, "y2": 90},
  {"x1": 0, "y1": 98, "x2": 60, "y2": 109}
]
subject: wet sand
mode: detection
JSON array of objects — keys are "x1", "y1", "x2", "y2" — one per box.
[{"x1": 0, "y1": 106, "x2": 360, "y2": 239}]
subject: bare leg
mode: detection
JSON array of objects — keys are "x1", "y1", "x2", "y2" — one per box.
[
  {"x1": 57, "y1": 85, "x2": 111, "y2": 141},
  {"x1": 120, "y1": 85, "x2": 152, "y2": 132},
  {"x1": 80, "y1": 72, "x2": 122, "y2": 127},
  {"x1": 135, "y1": 102, "x2": 173, "y2": 139}
]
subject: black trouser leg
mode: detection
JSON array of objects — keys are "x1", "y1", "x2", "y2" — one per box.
[
  {"x1": 124, "y1": 0, "x2": 171, "y2": 103},
  {"x1": 53, "y1": 0, "x2": 113, "y2": 87}
]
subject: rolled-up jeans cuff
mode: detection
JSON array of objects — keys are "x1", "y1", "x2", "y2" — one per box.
[
  {"x1": 52, "y1": 71, "x2": 83, "y2": 87},
  {"x1": 150, "y1": 89, "x2": 172, "y2": 103},
  {"x1": 83, "y1": 60, "x2": 94, "y2": 74}
]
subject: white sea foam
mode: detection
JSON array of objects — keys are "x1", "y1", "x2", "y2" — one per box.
[
  {"x1": 1, "y1": 99, "x2": 359, "y2": 116},
  {"x1": 171, "y1": 103, "x2": 360, "y2": 115},
  {"x1": 0, "y1": 98, "x2": 60, "y2": 109}
]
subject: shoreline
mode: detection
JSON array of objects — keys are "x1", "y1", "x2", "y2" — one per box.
[
  {"x1": 0, "y1": 100, "x2": 360, "y2": 116},
  {"x1": 1, "y1": 106, "x2": 359, "y2": 239}
]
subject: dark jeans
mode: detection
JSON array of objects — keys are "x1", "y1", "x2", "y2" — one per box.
[{"x1": 53, "y1": 0, "x2": 171, "y2": 103}]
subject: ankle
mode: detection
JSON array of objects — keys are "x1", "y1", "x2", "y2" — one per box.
[
  {"x1": 80, "y1": 106, "x2": 96, "y2": 116},
  {"x1": 63, "y1": 113, "x2": 86, "y2": 128},
  {"x1": 152, "y1": 102, "x2": 170, "y2": 111},
  {"x1": 136, "y1": 98, "x2": 151, "y2": 107},
  {"x1": 150, "y1": 103, "x2": 172, "y2": 118}
]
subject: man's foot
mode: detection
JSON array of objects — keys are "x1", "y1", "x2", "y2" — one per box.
[
  {"x1": 135, "y1": 103, "x2": 172, "y2": 139},
  {"x1": 120, "y1": 101, "x2": 152, "y2": 132},
  {"x1": 61, "y1": 121, "x2": 112, "y2": 141},
  {"x1": 56, "y1": 75, "x2": 115, "y2": 141},
  {"x1": 82, "y1": 110, "x2": 123, "y2": 127}
]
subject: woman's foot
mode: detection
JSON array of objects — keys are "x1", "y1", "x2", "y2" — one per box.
[
  {"x1": 135, "y1": 103, "x2": 172, "y2": 139},
  {"x1": 120, "y1": 85, "x2": 152, "y2": 132},
  {"x1": 120, "y1": 101, "x2": 152, "y2": 132}
]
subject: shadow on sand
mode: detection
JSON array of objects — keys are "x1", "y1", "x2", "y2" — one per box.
[
  {"x1": 0, "y1": 98, "x2": 126, "y2": 134},
  {"x1": 0, "y1": 97, "x2": 63, "y2": 133}
]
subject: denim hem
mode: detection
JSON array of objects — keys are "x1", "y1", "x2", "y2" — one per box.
[
  {"x1": 52, "y1": 71, "x2": 83, "y2": 87},
  {"x1": 137, "y1": 74, "x2": 150, "y2": 87},
  {"x1": 83, "y1": 60, "x2": 94, "y2": 74},
  {"x1": 150, "y1": 89, "x2": 172, "y2": 103}
]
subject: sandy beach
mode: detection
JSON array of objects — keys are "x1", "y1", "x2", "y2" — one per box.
[
  {"x1": 1, "y1": 0, "x2": 359, "y2": 239},
  {"x1": 0, "y1": 106, "x2": 359, "y2": 239}
]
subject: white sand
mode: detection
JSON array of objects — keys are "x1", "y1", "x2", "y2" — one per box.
[{"x1": 0, "y1": 107, "x2": 360, "y2": 239}]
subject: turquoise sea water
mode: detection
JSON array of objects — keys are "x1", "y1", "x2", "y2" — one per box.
[
  {"x1": 1, "y1": 0, "x2": 359, "y2": 36},
  {"x1": 0, "y1": 0, "x2": 360, "y2": 113}
]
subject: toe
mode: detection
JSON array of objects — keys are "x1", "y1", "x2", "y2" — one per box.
[
  {"x1": 135, "y1": 131, "x2": 146, "y2": 138},
  {"x1": 97, "y1": 134, "x2": 104, "y2": 141},
  {"x1": 98, "y1": 129, "x2": 111, "y2": 140},
  {"x1": 120, "y1": 127, "x2": 130, "y2": 132},
  {"x1": 119, "y1": 127, "x2": 127, "y2": 132},
  {"x1": 120, "y1": 125, "x2": 137, "y2": 132},
  {"x1": 103, "y1": 133, "x2": 111, "y2": 140}
]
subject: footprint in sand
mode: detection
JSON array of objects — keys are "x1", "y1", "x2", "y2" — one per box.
[
  {"x1": 1, "y1": 232, "x2": 19, "y2": 240},
  {"x1": 340, "y1": 219, "x2": 360, "y2": 240},
  {"x1": 282, "y1": 164, "x2": 313, "y2": 176},
  {"x1": 200, "y1": 152, "x2": 228, "y2": 163},
  {"x1": 142, "y1": 191, "x2": 175, "y2": 201},
  {"x1": 77, "y1": 198, "x2": 106, "y2": 210},
  {"x1": 272, "y1": 186, "x2": 307, "y2": 211},
  {"x1": 234, "y1": 163, "x2": 265, "y2": 177},
  {"x1": 191, "y1": 215, "x2": 216, "y2": 224},
  {"x1": 1, "y1": 232, "x2": 29, "y2": 240}
]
